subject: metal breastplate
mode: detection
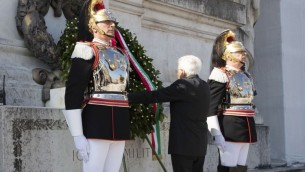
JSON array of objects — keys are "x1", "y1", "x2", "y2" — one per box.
[
  {"x1": 88, "y1": 47, "x2": 129, "y2": 93},
  {"x1": 224, "y1": 70, "x2": 255, "y2": 111}
]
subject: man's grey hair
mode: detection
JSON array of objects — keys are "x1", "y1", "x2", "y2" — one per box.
[{"x1": 178, "y1": 55, "x2": 202, "y2": 77}]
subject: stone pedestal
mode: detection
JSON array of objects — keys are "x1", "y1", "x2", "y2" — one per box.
[
  {"x1": 248, "y1": 125, "x2": 271, "y2": 169},
  {"x1": 0, "y1": 106, "x2": 270, "y2": 172},
  {"x1": 45, "y1": 87, "x2": 66, "y2": 109},
  {"x1": 0, "y1": 106, "x2": 81, "y2": 172}
]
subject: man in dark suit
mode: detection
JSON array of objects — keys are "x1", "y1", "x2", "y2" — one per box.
[{"x1": 128, "y1": 55, "x2": 212, "y2": 172}]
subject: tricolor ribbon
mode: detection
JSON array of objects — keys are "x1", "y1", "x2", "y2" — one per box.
[{"x1": 115, "y1": 30, "x2": 162, "y2": 158}]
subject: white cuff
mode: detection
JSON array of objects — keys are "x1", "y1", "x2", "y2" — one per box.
[
  {"x1": 62, "y1": 109, "x2": 83, "y2": 136},
  {"x1": 207, "y1": 115, "x2": 222, "y2": 136}
]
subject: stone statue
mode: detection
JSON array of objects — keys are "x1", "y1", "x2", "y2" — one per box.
[
  {"x1": 15, "y1": 0, "x2": 86, "y2": 70},
  {"x1": 32, "y1": 68, "x2": 64, "y2": 103},
  {"x1": 15, "y1": 0, "x2": 86, "y2": 102}
]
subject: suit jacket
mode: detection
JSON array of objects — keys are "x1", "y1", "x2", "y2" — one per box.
[{"x1": 128, "y1": 74, "x2": 211, "y2": 156}]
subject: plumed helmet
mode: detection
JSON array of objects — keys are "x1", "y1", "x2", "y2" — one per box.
[
  {"x1": 222, "y1": 40, "x2": 247, "y2": 64},
  {"x1": 78, "y1": 0, "x2": 116, "y2": 41},
  {"x1": 211, "y1": 29, "x2": 254, "y2": 71},
  {"x1": 88, "y1": 0, "x2": 116, "y2": 33},
  {"x1": 212, "y1": 30, "x2": 234, "y2": 59},
  {"x1": 225, "y1": 41, "x2": 246, "y2": 54}
]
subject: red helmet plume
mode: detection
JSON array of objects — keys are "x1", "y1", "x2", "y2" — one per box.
[{"x1": 94, "y1": 2, "x2": 105, "y2": 11}]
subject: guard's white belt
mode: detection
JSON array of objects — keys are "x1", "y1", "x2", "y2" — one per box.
[{"x1": 90, "y1": 93, "x2": 127, "y2": 100}]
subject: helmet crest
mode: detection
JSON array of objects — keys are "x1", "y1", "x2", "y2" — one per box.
[{"x1": 211, "y1": 29, "x2": 254, "y2": 71}]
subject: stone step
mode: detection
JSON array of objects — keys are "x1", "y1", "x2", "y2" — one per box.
[
  {"x1": 249, "y1": 166, "x2": 305, "y2": 172},
  {"x1": 250, "y1": 161, "x2": 305, "y2": 172}
]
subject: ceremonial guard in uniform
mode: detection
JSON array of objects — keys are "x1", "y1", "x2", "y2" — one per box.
[
  {"x1": 62, "y1": 0, "x2": 130, "y2": 171},
  {"x1": 207, "y1": 30, "x2": 257, "y2": 172}
]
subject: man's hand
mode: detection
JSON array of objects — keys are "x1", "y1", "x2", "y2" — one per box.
[
  {"x1": 74, "y1": 135, "x2": 90, "y2": 162},
  {"x1": 213, "y1": 135, "x2": 226, "y2": 152}
]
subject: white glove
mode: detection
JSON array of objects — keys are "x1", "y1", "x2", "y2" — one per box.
[
  {"x1": 213, "y1": 135, "x2": 226, "y2": 152},
  {"x1": 74, "y1": 135, "x2": 90, "y2": 162}
]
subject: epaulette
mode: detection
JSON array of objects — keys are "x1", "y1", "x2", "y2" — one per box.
[
  {"x1": 71, "y1": 42, "x2": 94, "y2": 60},
  {"x1": 208, "y1": 67, "x2": 229, "y2": 83}
]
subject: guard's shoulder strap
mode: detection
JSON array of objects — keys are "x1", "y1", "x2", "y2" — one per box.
[
  {"x1": 244, "y1": 71, "x2": 253, "y2": 79},
  {"x1": 71, "y1": 41, "x2": 99, "y2": 70},
  {"x1": 209, "y1": 67, "x2": 229, "y2": 84}
]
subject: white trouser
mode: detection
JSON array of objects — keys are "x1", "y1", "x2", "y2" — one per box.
[
  {"x1": 219, "y1": 142, "x2": 249, "y2": 167},
  {"x1": 83, "y1": 139, "x2": 125, "y2": 172}
]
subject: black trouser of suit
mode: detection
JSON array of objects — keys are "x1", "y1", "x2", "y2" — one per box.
[
  {"x1": 171, "y1": 154, "x2": 205, "y2": 172},
  {"x1": 217, "y1": 165, "x2": 247, "y2": 172}
]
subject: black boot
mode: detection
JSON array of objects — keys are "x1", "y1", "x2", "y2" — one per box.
[
  {"x1": 229, "y1": 165, "x2": 247, "y2": 172},
  {"x1": 217, "y1": 165, "x2": 230, "y2": 172}
]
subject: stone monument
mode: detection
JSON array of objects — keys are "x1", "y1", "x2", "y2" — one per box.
[{"x1": 0, "y1": 0, "x2": 269, "y2": 171}]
